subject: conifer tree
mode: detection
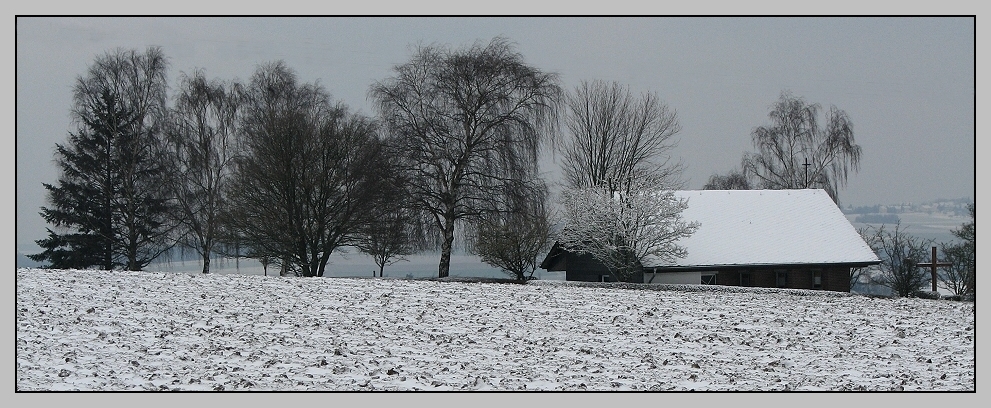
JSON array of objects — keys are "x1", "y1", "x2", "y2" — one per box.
[
  {"x1": 31, "y1": 89, "x2": 131, "y2": 269},
  {"x1": 31, "y1": 47, "x2": 174, "y2": 271}
]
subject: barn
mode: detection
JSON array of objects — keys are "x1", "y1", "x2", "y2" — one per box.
[{"x1": 540, "y1": 189, "x2": 881, "y2": 292}]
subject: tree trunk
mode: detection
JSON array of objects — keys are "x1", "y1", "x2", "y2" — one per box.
[
  {"x1": 201, "y1": 253, "x2": 211, "y2": 274},
  {"x1": 317, "y1": 251, "x2": 331, "y2": 278},
  {"x1": 438, "y1": 216, "x2": 456, "y2": 278},
  {"x1": 127, "y1": 235, "x2": 139, "y2": 271}
]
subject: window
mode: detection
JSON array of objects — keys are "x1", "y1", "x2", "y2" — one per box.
[
  {"x1": 600, "y1": 274, "x2": 612, "y2": 282},
  {"x1": 813, "y1": 270, "x2": 822, "y2": 289},
  {"x1": 776, "y1": 269, "x2": 788, "y2": 288},
  {"x1": 739, "y1": 272, "x2": 751, "y2": 287},
  {"x1": 701, "y1": 274, "x2": 716, "y2": 285}
]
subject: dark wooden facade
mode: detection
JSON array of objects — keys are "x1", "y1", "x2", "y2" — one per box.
[
  {"x1": 702, "y1": 266, "x2": 851, "y2": 292},
  {"x1": 541, "y1": 243, "x2": 853, "y2": 292},
  {"x1": 542, "y1": 248, "x2": 642, "y2": 283}
]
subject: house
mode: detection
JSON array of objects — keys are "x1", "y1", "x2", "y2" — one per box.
[{"x1": 540, "y1": 189, "x2": 881, "y2": 292}]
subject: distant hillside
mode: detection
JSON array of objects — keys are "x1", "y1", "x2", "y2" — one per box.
[
  {"x1": 842, "y1": 197, "x2": 973, "y2": 217},
  {"x1": 842, "y1": 197, "x2": 971, "y2": 245}
]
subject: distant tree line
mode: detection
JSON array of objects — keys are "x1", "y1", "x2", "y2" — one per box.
[
  {"x1": 854, "y1": 214, "x2": 901, "y2": 224},
  {"x1": 844, "y1": 205, "x2": 883, "y2": 215}
]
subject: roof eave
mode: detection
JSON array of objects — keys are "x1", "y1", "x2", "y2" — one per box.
[{"x1": 643, "y1": 260, "x2": 882, "y2": 272}]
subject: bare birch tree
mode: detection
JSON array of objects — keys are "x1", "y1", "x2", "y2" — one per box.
[
  {"x1": 559, "y1": 80, "x2": 684, "y2": 194},
  {"x1": 160, "y1": 70, "x2": 243, "y2": 273},
  {"x1": 742, "y1": 91, "x2": 862, "y2": 204},
  {"x1": 370, "y1": 37, "x2": 562, "y2": 278}
]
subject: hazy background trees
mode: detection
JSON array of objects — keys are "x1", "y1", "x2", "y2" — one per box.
[
  {"x1": 702, "y1": 170, "x2": 751, "y2": 190},
  {"x1": 159, "y1": 70, "x2": 243, "y2": 274},
  {"x1": 225, "y1": 61, "x2": 389, "y2": 277},
  {"x1": 467, "y1": 181, "x2": 553, "y2": 281},
  {"x1": 939, "y1": 203, "x2": 975, "y2": 298},
  {"x1": 705, "y1": 91, "x2": 862, "y2": 205},
  {"x1": 31, "y1": 47, "x2": 175, "y2": 271},
  {"x1": 370, "y1": 37, "x2": 562, "y2": 278},
  {"x1": 850, "y1": 226, "x2": 881, "y2": 291}
]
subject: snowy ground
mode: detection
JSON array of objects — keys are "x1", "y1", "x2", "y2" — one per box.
[{"x1": 15, "y1": 268, "x2": 975, "y2": 392}]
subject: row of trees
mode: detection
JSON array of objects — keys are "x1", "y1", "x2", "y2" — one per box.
[
  {"x1": 32, "y1": 38, "x2": 709, "y2": 281},
  {"x1": 31, "y1": 48, "x2": 416, "y2": 277},
  {"x1": 37, "y1": 38, "x2": 963, "y2": 290},
  {"x1": 31, "y1": 40, "x2": 560, "y2": 280}
]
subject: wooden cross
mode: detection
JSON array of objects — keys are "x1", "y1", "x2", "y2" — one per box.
[{"x1": 917, "y1": 246, "x2": 952, "y2": 292}]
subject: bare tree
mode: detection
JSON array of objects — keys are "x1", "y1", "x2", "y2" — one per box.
[
  {"x1": 357, "y1": 205, "x2": 422, "y2": 277},
  {"x1": 468, "y1": 181, "x2": 553, "y2": 282},
  {"x1": 356, "y1": 155, "x2": 428, "y2": 277},
  {"x1": 702, "y1": 169, "x2": 751, "y2": 190},
  {"x1": 560, "y1": 80, "x2": 684, "y2": 194},
  {"x1": 939, "y1": 203, "x2": 975, "y2": 298},
  {"x1": 864, "y1": 223, "x2": 934, "y2": 297},
  {"x1": 557, "y1": 173, "x2": 699, "y2": 282},
  {"x1": 939, "y1": 242, "x2": 973, "y2": 299},
  {"x1": 227, "y1": 61, "x2": 388, "y2": 277},
  {"x1": 160, "y1": 69, "x2": 243, "y2": 274},
  {"x1": 370, "y1": 37, "x2": 562, "y2": 278},
  {"x1": 742, "y1": 91, "x2": 861, "y2": 204},
  {"x1": 850, "y1": 226, "x2": 882, "y2": 293}
]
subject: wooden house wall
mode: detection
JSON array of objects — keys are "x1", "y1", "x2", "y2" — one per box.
[
  {"x1": 714, "y1": 267, "x2": 850, "y2": 292},
  {"x1": 545, "y1": 246, "x2": 853, "y2": 292}
]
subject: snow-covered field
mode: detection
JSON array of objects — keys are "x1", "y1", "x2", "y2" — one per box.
[{"x1": 15, "y1": 268, "x2": 975, "y2": 391}]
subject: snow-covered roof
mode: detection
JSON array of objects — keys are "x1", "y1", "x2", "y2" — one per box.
[{"x1": 644, "y1": 189, "x2": 880, "y2": 268}]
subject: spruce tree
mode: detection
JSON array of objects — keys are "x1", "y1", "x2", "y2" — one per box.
[
  {"x1": 31, "y1": 89, "x2": 135, "y2": 269},
  {"x1": 31, "y1": 47, "x2": 174, "y2": 271}
]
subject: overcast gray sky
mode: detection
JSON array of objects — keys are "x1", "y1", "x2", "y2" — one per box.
[{"x1": 13, "y1": 16, "x2": 975, "y2": 255}]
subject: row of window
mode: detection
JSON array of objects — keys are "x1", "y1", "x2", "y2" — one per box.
[
  {"x1": 702, "y1": 270, "x2": 823, "y2": 289},
  {"x1": 599, "y1": 270, "x2": 825, "y2": 289}
]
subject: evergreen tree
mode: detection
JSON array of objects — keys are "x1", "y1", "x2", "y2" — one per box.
[
  {"x1": 31, "y1": 47, "x2": 174, "y2": 271},
  {"x1": 31, "y1": 90, "x2": 136, "y2": 269}
]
